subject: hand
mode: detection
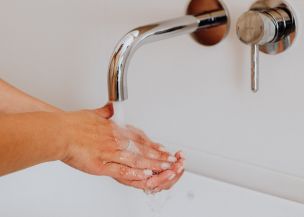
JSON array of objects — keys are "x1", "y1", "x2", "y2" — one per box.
[
  {"x1": 116, "y1": 151, "x2": 185, "y2": 193},
  {"x1": 0, "y1": 79, "x2": 185, "y2": 188},
  {"x1": 60, "y1": 104, "x2": 180, "y2": 183},
  {"x1": 115, "y1": 125, "x2": 185, "y2": 193}
]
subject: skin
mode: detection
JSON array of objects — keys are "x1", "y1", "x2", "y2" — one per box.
[
  {"x1": 0, "y1": 79, "x2": 184, "y2": 192},
  {"x1": 0, "y1": 79, "x2": 59, "y2": 113}
]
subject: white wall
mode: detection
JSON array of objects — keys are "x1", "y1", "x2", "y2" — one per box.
[{"x1": 1, "y1": 0, "x2": 304, "y2": 215}]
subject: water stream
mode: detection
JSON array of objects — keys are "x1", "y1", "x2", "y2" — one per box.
[
  {"x1": 112, "y1": 102, "x2": 171, "y2": 217},
  {"x1": 112, "y1": 102, "x2": 127, "y2": 126}
]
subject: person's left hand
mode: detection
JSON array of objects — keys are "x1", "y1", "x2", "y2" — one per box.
[
  {"x1": 116, "y1": 150, "x2": 184, "y2": 193},
  {"x1": 112, "y1": 125, "x2": 185, "y2": 193}
]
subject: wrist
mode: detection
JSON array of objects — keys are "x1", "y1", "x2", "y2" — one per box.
[
  {"x1": 47, "y1": 112, "x2": 70, "y2": 161},
  {"x1": 27, "y1": 112, "x2": 70, "y2": 162}
]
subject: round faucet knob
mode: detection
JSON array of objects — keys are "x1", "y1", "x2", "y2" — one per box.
[
  {"x1": 236, "y1": 0, "x2": 297, "y2": 93},
  {"x1": 236, "y1": 11, "x2": 277, "y2": 45}
]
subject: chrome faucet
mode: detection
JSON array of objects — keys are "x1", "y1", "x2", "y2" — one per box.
[
  {"x1": 108, "y1": 0, "x2": 229, "y2": 102},
  {"x1": 236, "y1": 0, "x2": 297, "y2": 93}
]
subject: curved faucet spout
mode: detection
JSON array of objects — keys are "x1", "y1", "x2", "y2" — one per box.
[{"x1": 108, "y1": 10, "x2": 227, "y2": 102}]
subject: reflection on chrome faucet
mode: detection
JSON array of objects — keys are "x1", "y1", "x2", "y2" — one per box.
[{"x1": 107, "y1": 0, "x2": 230, "y2": 102}]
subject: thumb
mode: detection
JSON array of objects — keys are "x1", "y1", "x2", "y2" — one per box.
[{"x1": 93, "y1": 103, "x2": 114, "y2": 119}]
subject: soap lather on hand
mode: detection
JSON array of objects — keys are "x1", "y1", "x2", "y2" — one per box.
[{"x1": 115, "y1": 124, "x2": 185, "y2": 193}]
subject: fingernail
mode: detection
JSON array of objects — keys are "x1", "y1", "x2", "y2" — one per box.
[
  {"x1": 147, "y1": 179, "x2": 154, "y2": 188},
  {"x1": 177, "y1": 166, "x2": 184, "y2": 174},
  {"x1": 152, "y1": 188, "x2": 161, "y2": 194},
  {"x1": 144, "y1": 189, "x2": 153, "y2": 195},
  {"x1": 148, "y1": 152, "x2": 158, "y2": 159},
  {"x1": 167, "y1": 156, "x2": 177, "y2": 162},
  {"x1": 158, "y1": 147, "x2": 167, "y2": 152},
  {"x1": 161, "y1": 162, "x2": 171, "y2": 170},
  {"x1": 144, "y1": 169, "x2": 153, "y2": 176},
  {"x1": 168, "y1": 173, "x2": 176, "y2": 180},
  {"x1": 179, "y1": 151, "x2": 185, "y2": 159}
]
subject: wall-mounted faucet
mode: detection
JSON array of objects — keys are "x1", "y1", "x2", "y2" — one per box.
[
  {"x1": 236, "y1": 0, "x2": 297, "y2": 93},
  {"x1": 108, "y1": 0, "x2": 230, "y2": 102}
]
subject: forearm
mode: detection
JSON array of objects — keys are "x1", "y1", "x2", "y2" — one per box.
[
  {"x1": 0, "y1": 112, "x2": 66, "y2": 176},
  {"x1": 0, "y1": 79, "x2": 60, "y2": 113}
]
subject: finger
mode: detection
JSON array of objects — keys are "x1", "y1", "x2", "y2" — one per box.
[
  {"x1": 115, "y1": 170, "x2": 176, "y2": 191},
  {"x1": 101, "y1": 162, "x2": 153, "y2": 181},
  {"x1": 123, "y1": 125, "x2": 177, "y2": 162},
  {"x1": 125, "y1": 140, "x2": 176, "y2": 163},
  {"x1": 125, "y1": 125, "x2": 168, "y2": 151},
  {"x1": 114, "y1": 178, "x2": 145, "y2": 190},
  {"x1": 146, "y1": 170, "x2": 176, "y2": 190},
  {"x1": 115, "y1": 156, "x2": 184, "y2": 192},
  {"x1": 93, "y1": 103, "x2": 114, "y2": 119},
  {"x1": 156, "y1": 159, "x2": 184, "y2": 191},
  {"x1": 155, "y1": 170, "x2": 184, "y2": 192},
  {"x1": 111, "y1": 129, "x2": 177, "y2": 165},
  {"x1": 176, "y1": 151, "x2": 185, "y2": 160},
  {"x1": 102, "y1": 151, "x2": 174, "y2": 172},
  {"x1": 171, "y1": 158, "x2": 184, "y2": 174},
  {"x1": 139, "y1": 143, "x2": 177, "y2": 163}
]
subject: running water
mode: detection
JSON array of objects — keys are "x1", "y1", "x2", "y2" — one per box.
[
  {"x1": 112, "y1": 102, "x2": 127, "y2": 126},
  {"x1": 113, "y1": 101, "x2": 141, "y2": 154},
  {"x1": 111, "y1": 101, "x2": 171, "y2": 217}
]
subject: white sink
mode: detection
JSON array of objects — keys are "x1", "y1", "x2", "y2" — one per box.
[{"x1": 0, "y1": 163, "x2": 303, "y2": 217}]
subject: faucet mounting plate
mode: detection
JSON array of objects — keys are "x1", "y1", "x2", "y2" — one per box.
[
  {"x1": 187, "y1": 0, "x2": 230, "y2": 46},
  {"x1": 250, "y1": 0, "x2": 297, "y2": 55}
]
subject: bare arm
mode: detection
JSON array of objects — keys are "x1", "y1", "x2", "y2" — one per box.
[
  {"x1": 0, "y1": 108, "x2": 184, "y2": 193},
  {"x1": 0, "y1": 79, "x2": 184, "y2": 192},
  {"x1": 0, "y1": 112, "x2": 65, "y2": 175},
  {"x1": 0, "y1": 79, "x2": 60, "y2": 113}
]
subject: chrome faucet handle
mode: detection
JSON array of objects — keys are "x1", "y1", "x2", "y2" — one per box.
[
  {"x1": 251, "y1": 44, "x2": 259, "y2": 92},
  {"x1": 237, "y1": 10, "x2": 277, "y2": 92},
  {"x1": 236, "y1": 0, "x2": 297, "y2": 93}
]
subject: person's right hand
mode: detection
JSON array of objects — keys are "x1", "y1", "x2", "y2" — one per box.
[{"x1": 59, "y1": 104, "x2": 179, "y2": 183}]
